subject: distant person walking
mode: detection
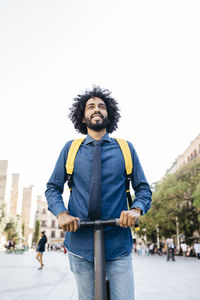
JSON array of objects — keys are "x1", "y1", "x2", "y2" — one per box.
[
  {"x1": 149, "y1": 243, "x2": 154, "y2": 255},
  {"x1": 180, "y1": 242, "x2": 187, "y2": 258},
  {"x1": 36, "y1": 231, "x2": 47, "y2": 270},
  {"x1": 194, "y1": 240, "x2": 200, "y2": 260},
  {"x1": 166, "y1": 239, "x2": 175, "y2": 261},
  {"x1": 7, "y1": 239, "x2": 12, "y2": 249}
]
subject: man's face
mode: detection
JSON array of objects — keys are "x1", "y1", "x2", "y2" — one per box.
[{"x1": 83, "y1": 97, "x2": 108, "y2": 131}]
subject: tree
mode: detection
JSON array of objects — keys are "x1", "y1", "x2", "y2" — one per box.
[
  {"x1": 32, "y1": 220, "x2": 41, "y2": 244},
  {"x1": 22, "y1": 223, "x2": 25, "y2": 237},
  {"x1": 0, "y1": 198, "x2": 6, "y2": 236},
  {"x1": 4, "y1": 215, "x2": 22, "y2": 243},
  {"x1": 138, "y1": 156, "x2": 200, "y2": 245},
  {"x1": 193, "y1": 182, "x2": 200, "y2": 221}
]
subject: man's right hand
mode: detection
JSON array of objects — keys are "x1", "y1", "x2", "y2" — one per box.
[{"x1": 57, "y1": 212, "x2": 79, "y2": 232}]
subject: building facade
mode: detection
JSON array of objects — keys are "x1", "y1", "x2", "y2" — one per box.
[
  {"x1": 21, "y1": 185, "x2": 34, "y2": 246},
  {"x1": 0, "y1": 160, "x2": 8, "y2": 205},
  {"x1": 35, "y1": 196, "x2": 65, "y2": 247},
  {"x1": 168, "y1": 134, "x2": 200, "y2": 174},
  {"x1": 9, "y1": 173, "x2": 20, "y2": 216},
  {"x1": 0, "y1": 160, "x2": 37, "y2": 248},
  {"x1": 0, "y1": 160, "x2": 8, "y2": 247}
]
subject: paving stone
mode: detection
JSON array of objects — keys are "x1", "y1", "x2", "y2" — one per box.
[{"x1": 0, "y1": 250, "x2": 199, "y2": 300}]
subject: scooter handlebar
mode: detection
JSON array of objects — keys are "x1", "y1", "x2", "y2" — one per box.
[
  {"x1": 58, "y1": 218, "x2": 120, "y2": 230},
  {"x1": 78, "y1": 218, "x2": 120, "y2": 229},
  {"x1": 78, "y1": 218, "x2": 139, "y2": 229},
  {"x1": 59, "y1": 218, "x2": 139, "y2": 230}
]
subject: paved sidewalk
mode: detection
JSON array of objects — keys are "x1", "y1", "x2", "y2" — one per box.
[
  {"x1": 0, "y1": 250, "x2": 199, "y2": 300},
  {"x1": 134, "y1": 254, "x2": 200, "y2": 300},
  {"x1": 0, "y1": 250, "x2": 77, "y2": 300}
]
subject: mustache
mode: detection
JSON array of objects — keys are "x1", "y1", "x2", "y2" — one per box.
[{"x1": 91, "y1": 112, "x2": 104, "y2": 119}]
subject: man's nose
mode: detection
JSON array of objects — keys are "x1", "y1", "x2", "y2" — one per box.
[{"x1": 93, "y1": 110, "x2": 101, "y2": 115}]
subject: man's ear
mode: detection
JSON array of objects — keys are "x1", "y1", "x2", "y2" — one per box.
[{"x1": 82, "y1": 117, "x2": 85, "y2": 123}]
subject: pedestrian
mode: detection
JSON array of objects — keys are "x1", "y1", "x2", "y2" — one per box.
[
  {"x1": 11, "y1": 239, "x2": 16, "y2": 251},
  {"x1": 166, "y1": 239, "x2": 175, "y2": 261},
  {"x1": 7, "y1": 239, "x2": 12, "y2": 250},
  {"x1": 45, "y1": 86, "x2": 152, "y2": 300},
  {"x1": 149, "y1": 243, "x2": 154, "y2": 255},
  {"x1": 180, "y1": 241, "x2": 187, "y2": 258},
  {"x1": 194, "y1": 240, "x2": 200, "y2": 260},
  {"x1": 163, "y1": 242, "x2": 167, "y2": 255},
  {"x1": 36, "y1": 231, "x2": 47, "y2": 270}
]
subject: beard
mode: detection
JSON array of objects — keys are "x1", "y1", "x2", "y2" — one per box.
[{"x1": 85, "y1": 115, "x2": 109, "y2": 132}]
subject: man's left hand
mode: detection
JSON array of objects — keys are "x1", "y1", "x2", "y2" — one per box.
[{"x1": 119, "y1": 209, "x2": 141, "y2": 228}]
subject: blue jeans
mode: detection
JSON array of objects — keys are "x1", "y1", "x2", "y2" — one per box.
[{"x1": 68, "y1": 253, "x2": 134, "y2": 300}]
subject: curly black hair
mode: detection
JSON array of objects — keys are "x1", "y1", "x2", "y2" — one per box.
[{"x1": 69, "y1": 86, "x2": 121, "y2": 134}]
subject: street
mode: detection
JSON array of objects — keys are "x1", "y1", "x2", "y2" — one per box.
[{"x1": 0, "y1": 250, "x2": 199, "y2": 300}]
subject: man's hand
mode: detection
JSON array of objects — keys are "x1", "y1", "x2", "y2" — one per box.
[
  {"x1": 119, "y1": 209, "x2": 141, "y2": 228},
  {"x1": 57, "y1": 212, "x2": 79, "y2": 232}
]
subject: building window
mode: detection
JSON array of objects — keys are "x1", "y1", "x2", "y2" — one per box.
[
  {"x1": 194, "y1": 149, "x2": 197, "y2": 157},
  {"x1": 42, "y1": 208, "x2": 46, "y2": 214},
  {"x1": 51, "y1": 231, "x2": 55, "y2": 238},
  {"x1": 51, "y1": 220, "x2": 56, "y2": 228},
  {"x1": 60, "y1": 231, "x2": 65, "y2": 238},
  {"x1": 41, "y1": 220, "x2": 47, "y2": 227}
]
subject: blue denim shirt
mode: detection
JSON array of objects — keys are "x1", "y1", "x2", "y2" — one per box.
[{"x1": 45, "y1": 133, "x2": 152, "y2": 262}]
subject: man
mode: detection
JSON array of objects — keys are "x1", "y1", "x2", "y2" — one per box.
[
  {"x1": 194, "y1": 240, "x2": 200, "y2": 259},
  {"x1": 180, "y1": 241, "x2": 187, "y2": 258},
  {"x1": 36, "y1": 231, "x2": 47, "y2": 270},
  {"x1": 166, "y1": 239, "x2": 175, "y2": 262},
  {"x1": 45, "y1": 86, "x2": 152, "y2": 300}
]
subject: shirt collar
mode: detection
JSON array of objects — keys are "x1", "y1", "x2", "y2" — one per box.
[{"x1": 84, "y1": 132, "x2": 111, "y2": 145}]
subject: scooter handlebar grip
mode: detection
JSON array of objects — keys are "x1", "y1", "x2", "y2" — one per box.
[{"x1": 115, "y1": 218, "x2": 139, "y2": 228}]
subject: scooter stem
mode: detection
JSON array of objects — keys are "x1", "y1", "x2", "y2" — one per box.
[{"x1": 94, "y1": 228, "x2": 107, "y2": 300}]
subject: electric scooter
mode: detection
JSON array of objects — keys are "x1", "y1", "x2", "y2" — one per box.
[{"x1": 78, "y1": 219, "x2": 139, "y2": 300}]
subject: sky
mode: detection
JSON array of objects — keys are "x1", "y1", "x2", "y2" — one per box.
[{"x1": 0, "y1": 0, "x2": 200, "y2": 204}]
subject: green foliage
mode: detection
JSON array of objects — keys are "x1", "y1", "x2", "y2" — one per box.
[
  {"x1": 138, "y1": 156, "x2": 200, "y2": 244},
  {"x1": 22, "y1": 223, "x2": 25, "y2": 237},
  {"x1": 193, "y1": 183, "x2": 200, "y2": 209},
  {"x1": 4, "y1": 215, "x2": 22, "y2": 243},
  {"x1": 193, "y1": 182, "x2": 200, "y2": 221},
  {"x1": 0, "y1": 198, "x2": 7, "y2": 235},
  {"x1": 32, "y1": 219, "x2": 41, "y2": 244}
]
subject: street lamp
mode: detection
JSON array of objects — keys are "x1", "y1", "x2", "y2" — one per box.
[{"x1": 176, "y1": 216, "x2": 180, "y2": 252}]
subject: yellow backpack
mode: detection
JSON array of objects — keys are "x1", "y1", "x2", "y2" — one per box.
[{"x1": 65, "y1": 138, "x2": 133, "y2": 208}]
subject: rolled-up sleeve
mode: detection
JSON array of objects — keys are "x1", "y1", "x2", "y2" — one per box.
[
  {"x1": 45, "y1": 141, "x2": 72, "y2": 217},
  {"x1": 128, "y1": 142, "x2": 152, "y2": 215}
]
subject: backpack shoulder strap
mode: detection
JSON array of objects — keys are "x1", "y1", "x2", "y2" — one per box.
[
  {"x1": 115, "y1": 138, "x2": 133, "y2": 209},
  {"x1": 115, "y1": 138, "x2": 133, "y2": 175},
  {"x1": 66, "y1": 138, "x2": 85, "y2": 175}
]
